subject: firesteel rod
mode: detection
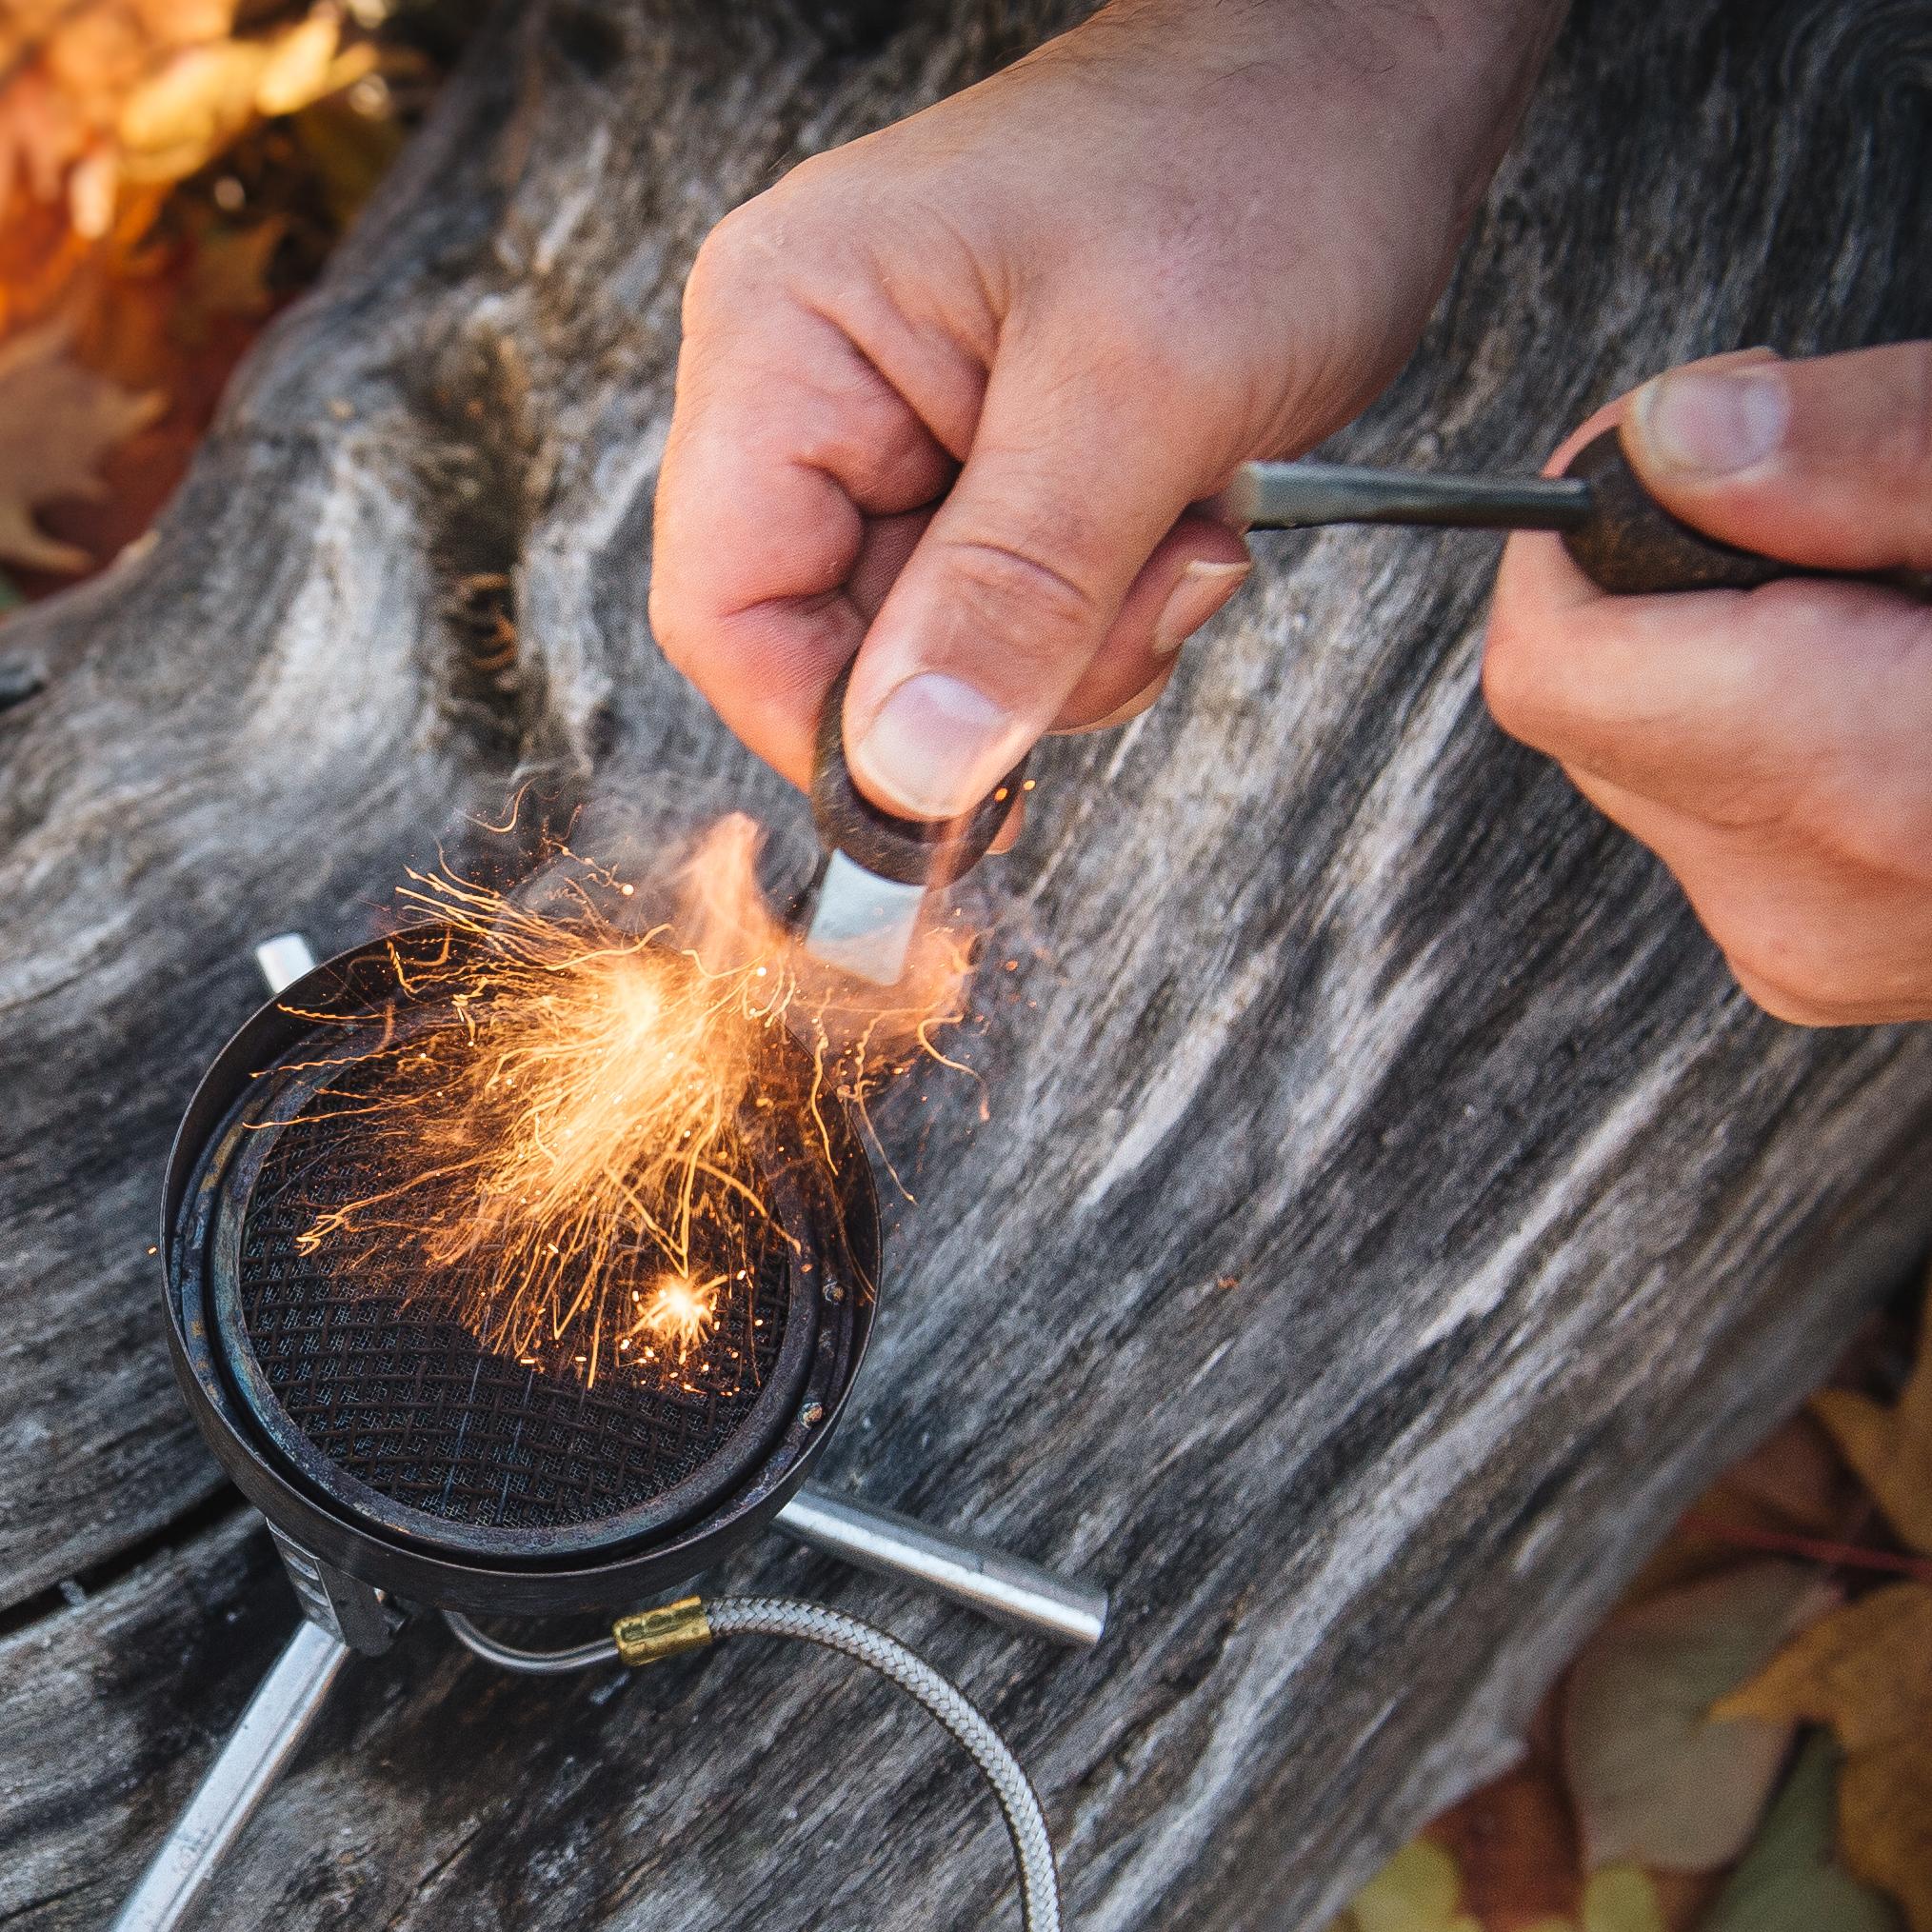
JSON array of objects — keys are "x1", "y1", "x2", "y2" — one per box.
[{"x1": 1215, "y1": 459, "x2": 1592, "y2": 533}]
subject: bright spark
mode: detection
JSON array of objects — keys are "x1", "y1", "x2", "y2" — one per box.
[{"x1": 632, "y1": 1272, "x2": 722, "y2": 1360}]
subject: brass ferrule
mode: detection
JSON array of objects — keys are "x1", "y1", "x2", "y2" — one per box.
[{"x1": 612, "y1": 1596, "x2": 714, "y2": 1666}]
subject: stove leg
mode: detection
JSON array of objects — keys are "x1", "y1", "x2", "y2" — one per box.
[
  {"x1": 109, "y1": 1617, "x2": 351, "y2": 1932},
  {"x1": 774, "y1": 1488, "x2": 1107, "y2": 1647}
]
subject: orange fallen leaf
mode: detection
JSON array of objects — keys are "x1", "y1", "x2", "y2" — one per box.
[
  {"x1": 117, "y1": 8, "x2": 351, "y2": 186},
  {"x1": 0, "y1": 63, "x2": 84, "y2": 214},
  {"x1": 0, "y1": 318, "x2": 162, "y2": 571},
  {"x1": 1717, "y1": 1581, "x2": 1932, "y2": 1932},
  {"x1": 3, "y1": 0, "x2": 363, "y2": 261},
  {"x1": 254, "y1": 7, "x2": 343, "y2": 116},
  {"x1": 1812, "y1": 1281, "x2": 1932, "y2": 1560},
  {"x1": 1429, "y1": 1761, "x2": 1580, "y2": 1930},
  {"x1": 116, "y1": 36, "x2": 271, "y2": 184}
]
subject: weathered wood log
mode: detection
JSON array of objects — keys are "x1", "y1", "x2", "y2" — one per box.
[{"x1": 4, "y1": 2, "x2": 1931, "y2": 1925}]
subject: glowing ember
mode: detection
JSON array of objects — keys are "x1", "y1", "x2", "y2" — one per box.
[
  {"x1": 632, "y1": 1271, "x2": 722, "y2": 1359},
  {"x1": 281, "y1": 812, "x2": 971, "y2": 1388}
]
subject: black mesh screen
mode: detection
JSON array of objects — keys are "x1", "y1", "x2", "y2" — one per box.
[{"x1": 231, "y1": 1056, "x2": 794, "y2": 1535}]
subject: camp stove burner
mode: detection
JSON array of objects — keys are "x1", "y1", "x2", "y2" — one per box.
[
  {"x1": 114, "y1": 925, "x2": 1106, "y2": 1932},
  {"x1": 164, "y1": 925, "x2": 871, "y2": 1615},
  {"x1": 215, "y1": 1027, "x2": 814, "y2": 1562}
]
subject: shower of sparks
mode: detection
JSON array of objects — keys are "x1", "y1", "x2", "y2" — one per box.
[{"x1": 280, "y1": 813, "x2": 972, "y2": 1388}]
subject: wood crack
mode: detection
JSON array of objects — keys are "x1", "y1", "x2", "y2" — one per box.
[{"x1": 0, "y1": 1486, "x2": 249, "y2": 1643}]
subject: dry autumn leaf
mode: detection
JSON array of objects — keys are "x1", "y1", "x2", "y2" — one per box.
[
  {"x1": 0, "y1": 64, "x2": 78, "y2": 210},
  {"x1": 1430, "y1": 1757, "x2": 1581, "y2": 1929},
  {"x1": 1563, "y1": 1560, "x2": 1841, "y2": 1874},
  {"x1": 117, "y1": 8, "x2": 366, "y2": 188},
  {"x1": 1701, "y1": 1734, "x2": 1900, "y2": 1932},
  {"x1": 1811, "y1": 1283, "x2": 1932, "y2": 1559},
  {"x1": 0, "y1": 0, "x2": 433, "y2": 596},
  {"x1": 1344, "y1": 1840, "x2": 1483, "y2": 1932},
  {"x1": 0, "y1": 1, "x2": 242, "y2": 226},
  {"x1": 0, "y1": 318, "x2": 162, "y2": 570},
  {"x1": 116, "y1": 37, "x2": 274, "y2": 182},
  {"x1": 1340, "y1": 1841, "x2": 1671, "y2": 1932},
  {"x1": 1, "y1": 0, "x2": 370, "y2": 245},
  {"x1": 1578, "y1": 1867, "x2": 1667, "y2": 1932},
  {"x1": 1717, "y1": 1582, "x2": 1932, "y2": 1932},
  {"x1": 253, "y1": 7, "x2": 346, "y2": 115}
]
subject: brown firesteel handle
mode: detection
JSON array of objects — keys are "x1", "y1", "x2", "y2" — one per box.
[
  {"x1": 809, "y1": 659, "x2": 1027, "y2": 887},
  {"x1": 1560, "y1": 428, "x2": 1931, "y2": 599}
]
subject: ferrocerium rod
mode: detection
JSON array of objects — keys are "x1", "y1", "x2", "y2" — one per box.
[{"x1": 1216, "y1": 460, "x2": 1593, "y2": 534}]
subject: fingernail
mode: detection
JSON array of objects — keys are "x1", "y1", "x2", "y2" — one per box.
[
  {"x1": 1152, "y1": 558, "x2": 1250, "y2": 656},
  {"x1": 849, "y1": 671, "x2": 1029, "y2": 820},
  {"x1": 1632, "y1": 366, "x2": 1788, "y2": 477}
]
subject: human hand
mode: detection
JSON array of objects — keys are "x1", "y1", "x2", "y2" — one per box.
[
  {"x1": 651, "y1": 0, "x2": 1559, "y2": 822},
  {"x1": 1484, "y1": 343, "x2": 1932, "y2": 1025}
]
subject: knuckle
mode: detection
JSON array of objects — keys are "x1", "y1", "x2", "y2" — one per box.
[
  {"x1": 770, "y1": 146, "x2": 844, "y2": 203},
  {"x1": 1722, "y1": 925, "x2": 1797, "y2": 999},
  {"x1": 684, "y1": 201, "x2": 770, "y2": 317},
  {"x1": 1727, "y1": 951, "x2": 1932, "y2": 1026},
  {"x1": 1480, "y1": 611, "x2": 1553, "y2": 746},
  {"x1": 1722, "y1": 919, "x2": 1863, "y2": 1026},
  {"x1": 935, "y1": 530, "x2": 1104, "y2": 649},
  {"x1": 1728, "y1": 960, "x2": 1841, "y2": 1027}
]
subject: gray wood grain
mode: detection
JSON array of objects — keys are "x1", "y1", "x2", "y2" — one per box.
[{"x1": 3, "y1": 1, "x2": 1931, "y2": 1926}]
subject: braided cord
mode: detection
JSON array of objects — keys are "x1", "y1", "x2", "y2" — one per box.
[
  {"x1": 703, "y1": 1596, "x2": 1060, "y2": 1932},
  {"x1": 443, "y1": 1594, "x2": 1062, "y2": 1931}
]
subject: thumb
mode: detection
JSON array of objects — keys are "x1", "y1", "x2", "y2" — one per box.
[
  {"x1": 840, "y1": 351, "x2": 1202, "y2": 820},
  {"x1": 1621, "y1": 340, "x2": 1932, "y2": 574}
]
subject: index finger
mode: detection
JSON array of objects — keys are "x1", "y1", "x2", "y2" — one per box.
[{"x1": 648, "y1": 289, "x2": 958, "y2": 788}]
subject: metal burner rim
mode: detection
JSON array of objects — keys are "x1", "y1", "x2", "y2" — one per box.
[
  {"x1": 159, "y1": 923, "x2": 880, "y2": 1618},
  {"x1": 205, "y1": 1012, "x2": 818, "y2": 1563}
]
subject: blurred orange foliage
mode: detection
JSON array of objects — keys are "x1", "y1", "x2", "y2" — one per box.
[{"x1": 0, "y1": 0, "x2": 418, "y2": 587}]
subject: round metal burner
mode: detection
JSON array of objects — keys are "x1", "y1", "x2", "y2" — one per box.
[
  {"x1": 207, "y1": 1030, "x2": 816, "y2": 1562},
  {"x1": 162, "y1": 926, "x2": 878, "y2": 1616}
]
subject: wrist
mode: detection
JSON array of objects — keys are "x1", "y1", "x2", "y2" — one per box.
[{"x1": 1083, "y1": 0, "x2": 1565, "y2": 273}]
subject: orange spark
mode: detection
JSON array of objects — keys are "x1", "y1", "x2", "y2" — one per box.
[
  {"x1": 284, "y1": 812, "x2": 974, "y2": 1387},
  {"x1": 631, "y1": 1271, "x2": 722, "y2": 1360}
]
